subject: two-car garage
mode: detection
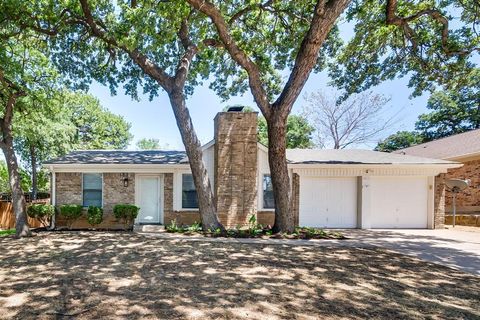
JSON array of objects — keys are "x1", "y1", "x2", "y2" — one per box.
[
  {"x1": 286, "y1": 149, "x2": 461, "y2": 229},
  {"x1": 298, "y1": 175, "x2": 430, "y2": 229}
]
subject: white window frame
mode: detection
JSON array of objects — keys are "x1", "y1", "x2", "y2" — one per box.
[
  {"x1": 174, "y1": 170, "x2": 200, "y2": 211},
  {"x1": 82, "y1": 173, "x2": 103, "y2": 208}
]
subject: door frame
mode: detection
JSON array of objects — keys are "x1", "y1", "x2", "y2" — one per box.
[{"x1": 135, "y1": 174, "x2": 164, "y2": 224}]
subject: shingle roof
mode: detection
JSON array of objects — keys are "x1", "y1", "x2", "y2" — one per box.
[
  {"x1": 44, "y1": 150, "x2": 187, "y2": 165},
  {"x1": 286, "y1": 149, "x2": 456, "y2": 165},
  {"x1": 394, "y1": 129, "x2": 480, "y2": 159},
  {"x1": 45, "y1": 148, "x2": 457, "y2": 166}
]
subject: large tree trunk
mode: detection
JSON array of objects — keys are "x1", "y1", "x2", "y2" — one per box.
[
  {"x1": 30, "y1": 144, "x2": 38, "y2": 200},
  {"x1": 267, "y1": 114, "x2": 294, "y2": 233},
  {"x1": 168, "y1": 89, "x2": 223, "y2": 231},
  {"x1": 0, "y1": 139, "x2": 30, "y2": 237}
]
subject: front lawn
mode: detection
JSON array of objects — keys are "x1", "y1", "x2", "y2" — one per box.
[{"x1": 0, "y1": 232, "x2": 478, "y2": 319}]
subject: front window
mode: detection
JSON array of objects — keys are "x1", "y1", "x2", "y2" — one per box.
[
  {"x1": 83, "y1": 173, "x2": 102, "y2": 207},
  {"x1": 263, "y1": 174, "x2": 275, "y2": 209},
  {"x1": 182, "y1": 174, "x2": 198, "y2": 209}
]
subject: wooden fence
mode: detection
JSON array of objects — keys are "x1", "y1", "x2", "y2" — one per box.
[{"x1": 0, "y1": 199, "x2": 51, "y2": 229}]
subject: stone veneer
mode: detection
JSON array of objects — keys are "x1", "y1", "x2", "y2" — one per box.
[
  {"x1": 55, "y1": 172, "x2": 135, "y2": 229},
  {"x1": 214, "y1": 112, "x2": 258, "y2": 227}
]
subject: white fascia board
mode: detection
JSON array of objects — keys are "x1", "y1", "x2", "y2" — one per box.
[
  {"x1": 288, "y1": 163, "x2": 462, "y2": 170},
  {"x1": 44, "y1": 163, "x2": 190, "y2": 173}
]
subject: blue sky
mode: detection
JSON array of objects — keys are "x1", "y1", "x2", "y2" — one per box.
[{"x1": 89, "y1": 71, "x2": 430, "y2": 151}]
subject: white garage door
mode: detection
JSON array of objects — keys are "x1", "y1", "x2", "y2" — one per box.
[
  {"x1": 369, "y1": 176, "x2": 428, "y2": 228},
  {"x1": 299, "y1": 177, "x2": 357, "y2": 228}
]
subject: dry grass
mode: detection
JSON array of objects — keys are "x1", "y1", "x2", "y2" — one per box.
[{"x1": 0, "y1": 231, "x2": 478, "y2": 320}]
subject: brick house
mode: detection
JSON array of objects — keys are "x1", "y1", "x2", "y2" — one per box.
[
  {"x1": 396, "y1": 129, "x2": 480, "y2": 225},
  {"x1": 45, "y1": 110, "x2": 460, "y2": 229}
]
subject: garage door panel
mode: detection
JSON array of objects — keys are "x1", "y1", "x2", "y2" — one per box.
[
  {"x1": 299, "y1": 177, "x2": 357, "y2": 228},
  {"x1": 370, "y1": 176, "x2": 428, "y2": 228}
]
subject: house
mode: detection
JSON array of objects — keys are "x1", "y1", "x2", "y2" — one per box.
[
  {"x1": 44, "y1": 110, "x2": 461, "y2": 230},
  {"x1": 395, "y1": 129, "x2": 480, "y2": 225}
]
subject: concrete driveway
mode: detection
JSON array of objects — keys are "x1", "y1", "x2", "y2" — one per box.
[{"x1": 344, "y1": 227, "x2": 480, "y2": 275}]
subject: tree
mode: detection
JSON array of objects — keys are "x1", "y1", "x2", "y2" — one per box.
[
  {"x1": 188, "y1": 0, "x2": 478, "y2": 232},
  {"x1": 0, "y1": 24, "x2": 59, "y2": 236},
  {"x1": 188, "y1": 0, "x2": 350, "y2": 232},
  {"x1": 258, "y1": 115, "x2": 314, "y2": 149},
  {"x1": 12, "y1": 0, "x2": 225, "y2": 230},
  {"x1": 0, "y1": 161, "x2": 33, "y2": 194},
  {"x1": 415, "y1": 71, "x2": 480, "y2": 141},
  {"x1": 68, "y1": 93, "x2": 132, "y2": 150},
  {"x1": 13, "y1": 0, "x2": 479, "y2": 233},
  {"x1": 331, "y1": 0, "x2": 479, "y2": 98},
  {"x1": 375, "y1": 131, "x2": 424, "y2": 152},
  {"x1": 303, "y1": 91, "x2": 390, "y2": 149},
  {"x1": 14, "y1": 90, "x2": 132, "y2": 199},
  {"x1": 136, "y1": 138, "x2": 161, "y2": 150}
]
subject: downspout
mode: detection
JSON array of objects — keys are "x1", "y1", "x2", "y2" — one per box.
[{"x1": 50, "y1": 168, "x2": 56, "y2": 230}]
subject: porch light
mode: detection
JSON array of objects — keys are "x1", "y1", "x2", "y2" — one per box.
[{"x1": 121, "y1": 173, "x2": 129, "y2": 187}]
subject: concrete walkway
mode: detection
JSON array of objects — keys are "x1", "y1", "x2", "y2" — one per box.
[{"x1": 136, "y1": 226, "x2": 480, "y2": 275}]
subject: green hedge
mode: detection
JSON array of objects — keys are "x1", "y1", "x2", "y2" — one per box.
[
  {"x1": 27, "y1": 204, "x2": 55, "y2": 227},
  {"x1": 87, "y1": 206, "x2": 103, "y2": 226},
  {"x1": 59, "y1": 204, "x2": 83, "y2": 229},
  {"x1": 113, "y1": 204, "x2": 140, "y2": 230}
]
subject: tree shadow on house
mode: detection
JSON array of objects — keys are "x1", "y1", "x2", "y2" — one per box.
[{"x1": 0, "y1": 232, "x2": 478, "y2": 319}]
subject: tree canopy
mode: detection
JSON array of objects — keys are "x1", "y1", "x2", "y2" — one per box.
[
  {"x1": 375, "y1": 131, "x2": 424, "y2": 152},
  {"x1": 136, "y1": 138, "x2": 161, "y2": 150},
  {"x1": 258, "y1": 115, "x2": 314, "y2": 149}
]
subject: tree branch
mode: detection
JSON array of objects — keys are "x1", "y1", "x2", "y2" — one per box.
[
  {"x1": 78, "y1": 0, "x2": 174, "y2": 91},
  {"x1": 272, "y1": 0, "x2": 350, "y2": 119},
  {"x1": 175, "y1": 14, "x2": 199, "y2": 86},
  {"x1": 186, "y1": 0, "x2": 272, "y2": 117},
  {"x1": 386, "y1": 0, "x2": 480, "y2": 57}
]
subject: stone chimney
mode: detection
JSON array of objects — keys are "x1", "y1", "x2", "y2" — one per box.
[{"x1": 214, "y1": 108, "x2": 258, "y2": 227}]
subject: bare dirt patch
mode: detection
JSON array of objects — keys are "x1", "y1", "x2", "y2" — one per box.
[{"x1": 0, "y1": 231, "x2": 478, "y2": 319}]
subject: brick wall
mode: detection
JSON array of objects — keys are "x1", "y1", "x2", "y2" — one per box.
[
  {"x1": 163, "y1": 173, "x2": 201, "y2": 225},
  {"x1": 55, "y1": 172, "x2": 135, "y2": 229},
  {"x1": 445, "y1": 159, "x2": 480, "y2": 210},
  {"x1": 214, "y1": 112, "x2": 258, "y2": 227},
  {"x1": 434, "y1": 173, "x2": 446, "y2": 229},
  {"x1": 56, "y1": 173, "x2": 82, "y2": 205}
]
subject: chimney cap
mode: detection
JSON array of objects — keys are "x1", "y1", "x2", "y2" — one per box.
[{"x1": 226, "y1": 106, "x2": 244, "y2": 112}]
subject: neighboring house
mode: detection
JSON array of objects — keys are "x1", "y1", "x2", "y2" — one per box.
[
  {"x1": 396, "y1": 129, "x2": 480, "y2": 217},
  {"x1": 44, "y1": 110, "x2": 460, "y2": 230}
]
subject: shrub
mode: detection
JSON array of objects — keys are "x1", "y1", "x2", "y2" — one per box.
[
  {"x1": 165, "y1": 219, "x2": 182, "y2": 233},
  {"x1": 27, "y1": 204, "x2": 55, "y2": 227},
  {"x1": 87, "y1": 206, "x2": 103, "y2": 227},
  {"x1": 59, "y1": 204, "x2": 83, "y2": 230},
  {"x1": 113, "y1": 204, "x2": 140, "y2": 230},
  {"x1": 186, "y1": 221, "x2": 202, "y2": 232}
]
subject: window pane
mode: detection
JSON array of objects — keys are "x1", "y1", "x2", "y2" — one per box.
[
  {"x1": 83, "y1": 190, "x2": 102, "y2": 207},
  {"x1": 182, "y1": 174, "x2": 198, "y2": 208},
  {"x1": 263, "y1": 175, "x2": 275, "y2": 209},
  {"x1": 83, "y1": 173, "x2": 102, "y2": 207},
  {"x1": 83, "y1": 173, "x2": 102, "y2": 189}
]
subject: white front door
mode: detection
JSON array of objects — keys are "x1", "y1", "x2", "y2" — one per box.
[
  {"x1": 136, "y1": 176, "x2": 162, "y2": 224},
  {"x1": 299, "y1": 176, "x2": 358, "y2": 228}
]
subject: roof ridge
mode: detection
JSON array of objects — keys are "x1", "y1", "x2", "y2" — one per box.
[{"x1": 399, "y1": 128, "x2": 480, "y2": 151}]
